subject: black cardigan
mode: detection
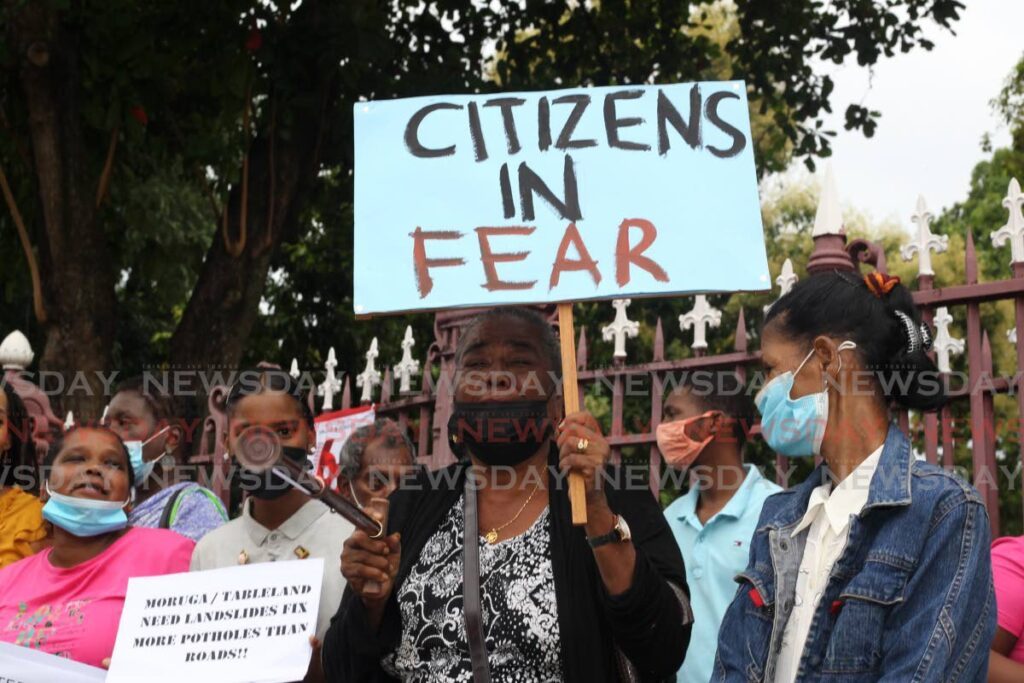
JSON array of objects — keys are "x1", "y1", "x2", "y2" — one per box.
[{"x1": 322, "y1": 446, "x2": 692, "y2": 682}]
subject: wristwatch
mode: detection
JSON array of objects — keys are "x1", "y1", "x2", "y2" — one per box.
[{"x1": 587, "y1": 514, "x2": 631, "y2": 549}]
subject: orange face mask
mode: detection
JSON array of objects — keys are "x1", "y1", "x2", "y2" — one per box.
[{"x1": 655, "y1": 411, "x2": 716, "y2": 468}]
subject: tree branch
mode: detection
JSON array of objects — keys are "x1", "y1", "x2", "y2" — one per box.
[
  {"x1": 255, "y1": 94, "x2": 276, "y2": 258},
  {"x1": 223, "y1": 82, "x2": 252, "y2": 258},
  {"x1": 194, "y1": 165, "x2": 223, "y2": 223},
  {"x1": 0, "y1": 162, "x2": 47, "y2": 323},
  {"x1": 94, "y1": 124, "x2": 118, "y2": 209}
]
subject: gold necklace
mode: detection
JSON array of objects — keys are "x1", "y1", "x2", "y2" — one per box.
[{"x1": 483, "y1": 483, "x2": 542, "y2": 545}]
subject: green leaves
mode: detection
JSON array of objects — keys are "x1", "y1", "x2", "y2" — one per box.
[{"x1": 0, "y1": 0, "x2": 971, "y2": 384}]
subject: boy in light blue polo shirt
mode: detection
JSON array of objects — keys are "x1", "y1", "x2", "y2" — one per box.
[{"x1": 657, "y1": 372, "x2": 781, "y2": 683}]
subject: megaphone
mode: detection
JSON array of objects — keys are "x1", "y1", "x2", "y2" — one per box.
[{"x1": 235, "y1": 426, "x2": 386, "y2": 538}]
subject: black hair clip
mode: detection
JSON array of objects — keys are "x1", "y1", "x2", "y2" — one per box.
[
  {"x1": 894, "y1": 310, "x2": 932, "y2": 354},
  {"x1": 919, "y1": 322, "x2": 933, "y2": 352}
]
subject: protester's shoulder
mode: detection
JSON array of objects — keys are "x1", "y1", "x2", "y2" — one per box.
[
  {"x1": 126, "y1": 526, "x2": 195, "y2": 552},
  {"x1": 310, "y1": 500, "x2": 356, "y2": 535},
  {"x1": 661, "y1": 491, "x2": 691, "y2": 521},
  {"x1": 748, "y1": 467, "x2": 783, "y2": 500},
  {"x1": 178, "y1": 484, "x2": 227, "y2": 514},
  {"x1": 401, "y1": 462, "x2": 460, "y2": 490},
  {"x1": 192, "y1": 515, "x2": 245, "y2": 552},
  {"x1": 121, "y1": 527, "x2": 194, "y2": 573},
  {"x1": 992, "y1": 535, "x2": 1024, "y2": 572},
  {"x1": 1, "y1": 488, "x2": 45, "y2": 537},
  {"x1": 391, "y1": 462, "x2": 461, "y2": 508},
  {"x1": 603, "y1": 467, "x2": 662, "y2": 513},
  {"x1": 908, "y1": 458, "x2": 985, "y2": 511},
  {"x1": 751, "y1": 483, "x2": 799, "y2": 529},
  {"x1": 2, "y1": 487, "x2": 43, "y2": 518},
  {"x1": 0, "y1": 546, "x2": 45, "y2": 580}
]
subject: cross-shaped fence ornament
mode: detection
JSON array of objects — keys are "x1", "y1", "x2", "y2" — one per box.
[
  {"x1": 900, "y1": 196, "x2": 948, "y2": 277},
  {"x1": 356, "y1": 338, "x2": 382, "y2": 404},
  {"x1": 679, "y1": 295, "x2": 722, "y2": 350},
  {"x1": 601, "y1": 299, "x2": 640, "y2": 360},
  {"x1": 393, "y1": 326, "x2": 421, "y2": 394},
  {"x1": 763, "y1": 258, "x2": 798, "y2": 313},
  {"x1": 317, "y1": 347, "x2": 343, "y2": 411},
  {"x1": 992, "y1": 178, "x2": 1024, "y2": 265},
  {"x1": 289, "y1": 358, "x2": 300, "y2": 380},
  {"x1": 932, "y1": 307, "x2": 965, "y2": 373}
]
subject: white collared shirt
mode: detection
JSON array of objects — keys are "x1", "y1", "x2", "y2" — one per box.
[
  {"x1": 190, "y1": 498, "x2": 355, "y2": 638},
  {"x1": 772, "y1": 445, "x2": 883, "y2": 683}
]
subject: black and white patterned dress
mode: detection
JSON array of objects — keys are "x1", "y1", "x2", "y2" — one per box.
[{"x1": 381, "y1": 495, "x2": 563, "y2": 682}]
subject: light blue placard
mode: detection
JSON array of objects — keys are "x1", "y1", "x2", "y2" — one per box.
[{"x1": 354, "y1": 81, "x2": 769, "y2": 315}]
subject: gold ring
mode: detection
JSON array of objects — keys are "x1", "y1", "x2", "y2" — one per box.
[{"x1": 577, "y1": 437, "x2": 589, "y2": 453}]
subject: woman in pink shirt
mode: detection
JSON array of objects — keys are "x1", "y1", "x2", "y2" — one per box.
[
  {"x1": 990, "y1": 535, "x2": 1024, "y2": 681},
  {"x1": 0, "y1": 426, "x2": 193, "y2": 668}
]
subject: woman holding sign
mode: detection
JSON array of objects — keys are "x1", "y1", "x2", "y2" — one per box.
[
  {"x1": 0, "y1": 425, "x2": 193, "y2": 668},
  {"x1": 713, "y1": 272, "x2": 995, "y2": 682},
  {"x1": 324, "y1": 307, "x2": 692, "y2": 682}
]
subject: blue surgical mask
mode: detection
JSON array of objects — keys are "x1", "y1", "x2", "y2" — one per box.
[
  {"x1": 125, "y1": 426, "x2": 170, "y2": 487},
  {"x1": 42, "y1": 482, "x2": 132, "y2": 537},
  {"x1": 754, "y1": 341, "x2": 856, "y2": 457}
]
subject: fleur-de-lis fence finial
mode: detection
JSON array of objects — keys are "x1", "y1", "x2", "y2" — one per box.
[
  {"x1": 991, "y1": 178, "x2": 1024, "y2": 265},
  {"x1": 932, "y1": 307, "x2": 965, "y2": 373},
  {"x1": 356, "y1": 338, "x2": 381, "y2": 404},
  {"x1": 317, "y1": 347, "x2": 343, "y2": 411},
  {"x1": 601, "y1": 299, "x2": 640, "y2": 360},
  {"x1": 679, "y1": 295, "x2": 722, "y2": 351},
  {"x1": 394, "y1": 326, "x2": 421, "y2": 394},
  {"x1": 901, "y1": 196, "x2": 948, "y2": 277},
  {"x1": 764, "y1": 258, "x2": 798, "y2": 313}
]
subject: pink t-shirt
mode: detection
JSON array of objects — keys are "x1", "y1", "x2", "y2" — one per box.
[
  {"x1": 0, "y1": 526, "x2": 193, "y2": 667},
  {"x1": 993, "y1": 535, "x2": 1024, "y2": 663}
]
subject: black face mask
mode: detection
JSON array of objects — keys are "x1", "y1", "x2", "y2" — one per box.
[
  {"x1": 447, "y1": 400, "x2": 553, "y2": 467},
  {"x1": 237, "y1": 445, "x2": 310, "y2": 500}
]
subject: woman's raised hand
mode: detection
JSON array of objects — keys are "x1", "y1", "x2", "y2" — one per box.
[
  {"x1": 340, "y1": 530, "x2": 401, "y2": 607},
  {"x1": 556, "y1": 410, "x2": 612, "y2": 500}
]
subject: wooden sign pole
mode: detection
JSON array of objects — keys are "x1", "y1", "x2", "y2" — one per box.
[{"x1": 557, "y1": 302, "x2": 588, "y2": 526}]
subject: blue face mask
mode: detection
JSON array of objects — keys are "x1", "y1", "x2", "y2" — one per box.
[
  {"x1": 125, "y1": 426, "x2": 170, "y2": 488},
  {"x1": 755, "y1": 341, "x2": 857, "y2": 457},
  {"x1": 42, "y1": 482, "x2": 132, "y2": 537}
]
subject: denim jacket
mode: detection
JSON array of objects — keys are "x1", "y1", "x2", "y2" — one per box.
[{"x1": 713, "y1": 424, "x2": 995, "y2": 682}]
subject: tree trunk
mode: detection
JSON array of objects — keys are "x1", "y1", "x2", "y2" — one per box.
[
  {"x1": 11, "y1": 1, "x2": 117, "y2": 421},
  {"x1": 8, "y1": 0, "x2": 339, "y2": 421},
  {"x1": 169, "y1": 0, "x2": 338, "y2": 372}
]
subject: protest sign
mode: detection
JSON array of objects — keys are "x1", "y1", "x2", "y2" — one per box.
[
  {"x1": 106, "y1": 560, "x2": 323, "y2": 683},
  {"x1": 353, "y1": 81, "x2": 768, "y2": 315},
  {"x1": 354, "y1": 81, "x2": 769, "y2": 524},
  {"x1": 312, "y1": 404, "x2": 376, "y2": 488},
  {"x1": 0, "y1": 642, "x2": 106, "y2": 683}
]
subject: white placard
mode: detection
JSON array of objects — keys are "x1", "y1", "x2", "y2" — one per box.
[
  {"x1": 106, "y1": 560, "x2": 323, "y2": 683},
  {"x1": 0, "y1": 641, "x2": 106, "y2": 682}
]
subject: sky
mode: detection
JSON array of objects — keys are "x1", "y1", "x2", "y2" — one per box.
[{"x1": 805, "y1": 0, "x2": 1023, "y2": 232}]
